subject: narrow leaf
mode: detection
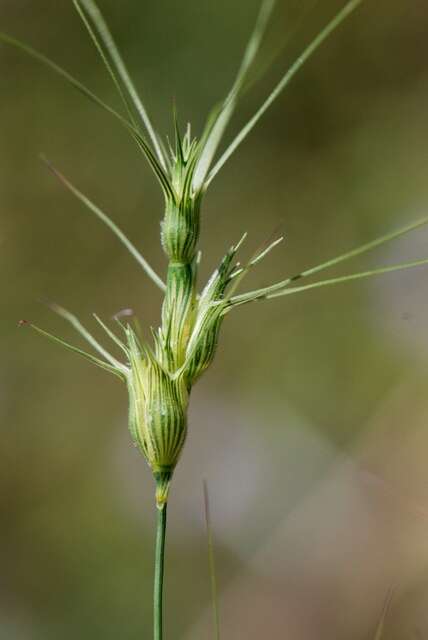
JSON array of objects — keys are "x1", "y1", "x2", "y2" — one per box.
[
  {"x1": 193, "y1": 0, "x2": 276, "y2": 190},
  {"x1": 49, "y1": 303, "x2": 127, "y2": 372},
  {"x1": 0, "y1": 32, "x2": 132, "y2": 129},
  {"x1": 30, "y1": 323, "x2": 124, "y2": 379},
  {"x1": 242, "y1": 0, "x2": 320, "y2": 97},
  {"x1": 73, "y1": 0, "x2": 139, "y2": 129},
  {"x1": 231, "y1": 213, "x2": 428, "y2": 303},
  {"x1": 74, "y1": 0, "x2": 167, "y2": 171},
  {"x1": 237, "y1": 257, "x2": 428, "y2": 303},
  {"x1": 42, "y1": 157, "x2": 166, "y2": 292},
  {"x1": 0, "y1": 33, "x2": 174, "y2": 199},
  {"x1": 207, "y1": 0, "x2": 364, "y2": 185},
  {"x1": 133, "y1": 136, "x2": 176, "y2": 201}
]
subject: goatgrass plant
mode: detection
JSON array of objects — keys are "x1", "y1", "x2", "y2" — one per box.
[{"x1": 2, "y1": 0, "x2": 426, "y2": 636}]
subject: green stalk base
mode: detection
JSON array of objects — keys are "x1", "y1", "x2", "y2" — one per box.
[{"x1": 154, "y1": 501, "x2": 167, "y2": 640}]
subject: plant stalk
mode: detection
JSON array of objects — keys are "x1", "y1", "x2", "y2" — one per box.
[{"x1": 154, "y1": 502, "x2": 167, "y2": 640}]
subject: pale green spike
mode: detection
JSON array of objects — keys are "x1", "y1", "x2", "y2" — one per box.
[
  {"x1": 50, "y1": 303, "x2": 127, "y2": 372},
  {"x1": 29, "y1": 323, "x2": 124, "y2": 379},
  {"x1": 193, "y1": 0, "x2": 276, "y2": 190},
  {"x1": 42, "y1": 157, "x2": 166, "y2": 292},
  {"x1": 207, "y1": 0, "x2": 364, "y2": 186},
  {"x1": 231, "y1": 213, "x2": 428, "y2": 303},
  {"x1": 93, "y1": 314, "x2": 130, "y2": 357},
  {"x1": 75, "y1": 0, "x2": 168, "y2": 171}
]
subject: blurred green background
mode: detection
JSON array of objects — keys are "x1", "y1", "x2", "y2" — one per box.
[{"x1": 2, "y1": 1, "x2": 428, "y2": 638}]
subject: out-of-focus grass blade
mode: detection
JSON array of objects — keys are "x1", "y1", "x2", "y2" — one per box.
[
  {"x1": 230, "y1": 212, "x2": 428, "y2": 303},
  {"x1": 41, "y1": 157, "x2": 166, "y2": 292},
  {"x1": 193, "y1": 0, "x2": 276, "y2": 191},
  {"x1": 242, "y1": 0, "x2": 320, "y2": 97},
  {"x1": 74, "y1": 0, "x2": 167, "y2": 171},
  {"x1": 373, "y1": 588, "x2": 394, "y2": 640},
  {"x1": 207, "y1": 0, "x2": 364, "y2": 185},
  {"x1": 203, "y1": 480, "x2": 220, "y2": 640}
]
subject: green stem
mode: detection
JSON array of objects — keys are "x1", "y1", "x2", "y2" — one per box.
[{"x1": 154, "y1": 502, "x2": 167, "y2": 640}]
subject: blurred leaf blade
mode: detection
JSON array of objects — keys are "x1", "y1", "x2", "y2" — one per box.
[
  {"x1": 74, "y1": 0, "x2": 168, "y2": 171},
  {"x1": 203, "y1": 480, "x2": 220, "y2": 640},
  {"x1": 193, "y1": 0, "x2": 276, "y2": 190},
  {"x1": 207, "y1": 0, "x2": 364, "y2": 185},
  {"x1": 373, "y1": 588, "x2": 394, "y2": 640}
]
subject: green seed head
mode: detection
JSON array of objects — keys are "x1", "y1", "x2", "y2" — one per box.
[
  {"x1": 161, "y1": 125, "x2": 202, "y2": 264},
  {"x1": 127, "y1": 329, "x2": 189, "y2": 505}
]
